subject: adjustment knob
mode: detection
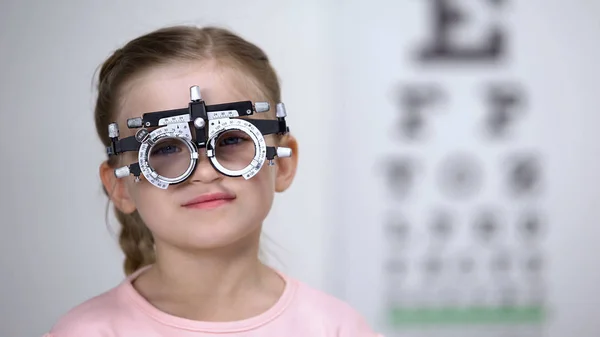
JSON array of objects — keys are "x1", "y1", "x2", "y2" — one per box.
[
  {"x1": 255, "y1": 102, "x2": 270, "y2": 113},
  {"x1": 190, "y1": 85, "x2": 202, "y2": 101},
  {"x1": 127, "y1": 117, "x2": 143, "y2": 128},
  {"x1": 135, "y1": 129, "x2": 149, "y2": 142},
  {"x1": 276, "y1": 103, "x2": 287, "y2": 118},
  {"x1": 108, "y1": 123, "x2": 119, "y2": 138},
  {"x1": 194, "y1": 117, "x2": 205, "y2": 129},
  {"x1": 114, "y1": 166, "x2": 131, "y2": 179},
  {"x1": 277, "y1": 147, "x2": 292, "y2": 158}
]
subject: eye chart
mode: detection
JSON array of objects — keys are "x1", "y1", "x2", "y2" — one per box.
[{"x1": 327, "y1": 1, "x2": 560, "y2": 336}]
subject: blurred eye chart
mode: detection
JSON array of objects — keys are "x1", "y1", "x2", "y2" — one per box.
[{"x1": 328, "y1": 1, "x2": 583, "y2": 336}]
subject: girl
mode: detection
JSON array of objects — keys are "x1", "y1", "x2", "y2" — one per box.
[{"x1": 44, "y1": 25, "x2": 382, "y2": 336}]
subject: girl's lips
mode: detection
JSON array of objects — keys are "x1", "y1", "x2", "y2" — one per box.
[{"x1": 182, "y1": 192, "x2": 236, "y2": 209}]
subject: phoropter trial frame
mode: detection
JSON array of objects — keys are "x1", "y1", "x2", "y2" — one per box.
[{"x1": 105, "y1": 85, "x2": 291, "y2": 189}]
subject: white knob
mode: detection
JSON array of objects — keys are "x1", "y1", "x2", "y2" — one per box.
[
  {"x1": 114, "y1": 166, "x2": 130, "y2": 178},
  {"x1": 194, "y1": 117, "x2": 205, "y2": 129},
  {"x1": 127, "y1": 117, "x2": 143, "y2": 128},
  {"x1": 255, "y1": 102, "x2": 270, "y2": 113},
  {"x1": 108, "y1": 123, "x2": 119, "y2": 138},
  {"x1": 277, "y1": 147, "x2": 292, "y2": 158},
  {"x1": 276, "y1": 103, "x2": 287, "y2": 118},
  {"x1": 190, "y1": 86, "x2": 202, "y2": 101}
]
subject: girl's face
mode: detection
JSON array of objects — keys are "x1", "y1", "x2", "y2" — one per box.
[{"x1": 100, "y1": 60, "x2": 298, "y2": 252}]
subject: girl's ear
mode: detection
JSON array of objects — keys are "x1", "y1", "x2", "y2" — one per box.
[
  {"x1": 99, "y1": 161, "x2": 136, "y2": 214},
  {"x1": 274, "y1": 134, "x2": 299, "y2": 193}
]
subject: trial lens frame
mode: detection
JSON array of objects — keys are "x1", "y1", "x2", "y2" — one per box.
[{"x1": 105, "y1": 85, "x2": 291, "y2": 189}]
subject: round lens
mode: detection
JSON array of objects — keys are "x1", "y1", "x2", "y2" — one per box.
[
  {"x1": 148, "y1": 137, "x2": 192, "y2": 179},
  {"x1": 213, "y1": 130, "x2": 256, "y2": 171}
]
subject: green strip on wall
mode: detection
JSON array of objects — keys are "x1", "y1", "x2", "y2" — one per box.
[{"x1": 388, "y1": 306, "x2": 546, "y2": 326}]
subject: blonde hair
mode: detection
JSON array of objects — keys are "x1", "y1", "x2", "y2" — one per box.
[{"x1": 94, "y1": 25, "x2": 282, "y2": 275}]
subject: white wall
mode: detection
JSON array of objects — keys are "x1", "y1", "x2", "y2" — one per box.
[
  {"x1": 1, "y1": 1, "x2": 599, "y2": 337},
  {"x1": 0, "y1": 1, "x2": 334, "y2": 336}
]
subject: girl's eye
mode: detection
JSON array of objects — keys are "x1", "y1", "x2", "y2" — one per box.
[
  {"x1": 151, "y1": 145, "x2": 181, "y2": 156},
  {"x1": 219, "y1": 137, "x2": 244, "y2": 146}
]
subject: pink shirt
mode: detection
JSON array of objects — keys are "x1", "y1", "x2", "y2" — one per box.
[{"x1": 43, "y1": 266, "x2": 383, "y2": 336}]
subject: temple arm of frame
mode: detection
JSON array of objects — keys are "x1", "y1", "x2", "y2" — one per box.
[
  {"x1": 107, "y1": 136, "x2": 141, "y2": 155},
  {"x1": 248, "y1": 119, "x2": 289, "y2": 136}
]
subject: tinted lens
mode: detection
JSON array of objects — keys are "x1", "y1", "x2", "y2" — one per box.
[
  {"x1": 214, "y1": 130, "x2": 256, "y2": 171},
  {"x1": 148, "y1": 137, "x2": 191, "y2": 179}
]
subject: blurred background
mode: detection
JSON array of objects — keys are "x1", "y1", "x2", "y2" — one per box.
[{"x1": 1, "y1": 1, "x2": 599, "y2": 336}]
